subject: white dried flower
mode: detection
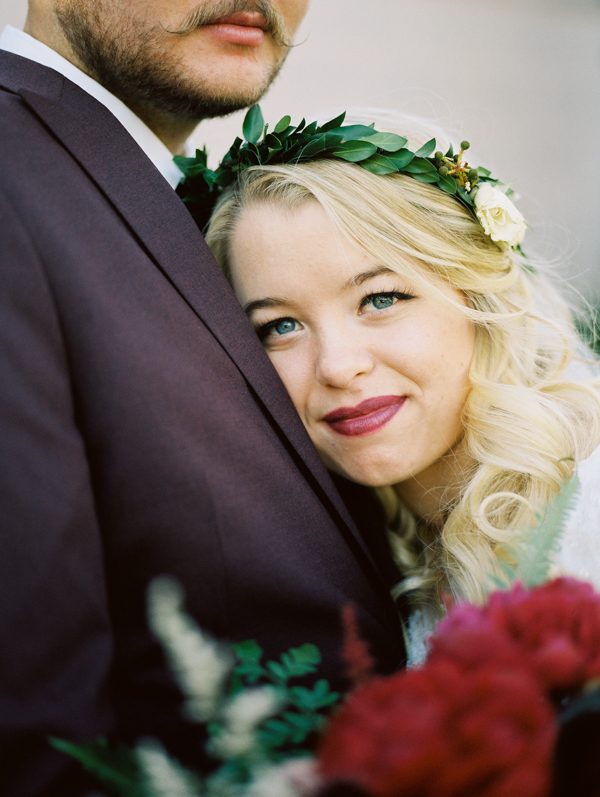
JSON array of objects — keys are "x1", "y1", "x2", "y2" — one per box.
[
  {"x1": 245, "y1": 759, "x2": 321, "y2": 797},
  {"x1": 224, "y1": 686, "x2": 282, "y2": 728},
  {"x1": 210, "y1": 687, "x2": 281, "y2": 759},
  {"x1": 209, "y1": 726, "x2": 256, "y2": 760},
  {"x1": 137, "y1": 740, "x2": 201, "y2": 797},
  {"x1": 148, "y1": 577, "x2": 232, "y2": 722},
  {"x1": 474, "y1": 182, "x2": 527, "y2": 247}
]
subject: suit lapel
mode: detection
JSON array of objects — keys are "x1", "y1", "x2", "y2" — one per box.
[{"x1": 13, "y1": 70, "x2": 390, "y2": 583}]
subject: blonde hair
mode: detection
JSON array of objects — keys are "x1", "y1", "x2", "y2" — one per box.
[{"x1": 205, "y1": 117, "x2": 600, "y2": 609}]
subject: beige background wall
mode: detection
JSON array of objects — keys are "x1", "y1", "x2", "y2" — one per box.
[{"x1": 2, "y1": 0, "x2": 599, "y2": 298}]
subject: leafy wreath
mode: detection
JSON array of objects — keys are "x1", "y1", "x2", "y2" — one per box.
[{"x1": 175, "y1": 105, "x2": 523, "y2": 248}]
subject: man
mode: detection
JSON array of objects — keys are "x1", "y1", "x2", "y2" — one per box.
[{"x1": 0, "y1": 2, "x2": 405, "y2": 794}]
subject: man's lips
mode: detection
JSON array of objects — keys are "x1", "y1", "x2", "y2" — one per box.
[
  {"x1": 205, "y1": 11, "x2": 268, "y2": 46},
  {"x1": 323, "y1": 395, "x2": 407, "y2": 437},
  {"x1": 213, "y1": 11, "x2": 268, "y2": 30}
]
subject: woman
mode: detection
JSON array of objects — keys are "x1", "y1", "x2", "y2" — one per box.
[{"x1": 194, "y1": 109, "x2": 600, "y2": 654}]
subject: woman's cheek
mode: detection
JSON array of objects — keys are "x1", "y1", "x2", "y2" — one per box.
[{"x1": 270, "y1": 354, "x2": 308, "y2": 412}]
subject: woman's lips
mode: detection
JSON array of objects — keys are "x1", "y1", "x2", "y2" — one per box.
[
  {"x1": 204, "y1": 12, "x2": 267, "y2": 46},
  {"x1": 323, "y1": 395, "x2": 406, "y2": 437}
]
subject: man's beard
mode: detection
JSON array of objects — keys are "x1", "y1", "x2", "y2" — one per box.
[{"x1": 55, "y1": 0, "x2": 292, "y2": 122}]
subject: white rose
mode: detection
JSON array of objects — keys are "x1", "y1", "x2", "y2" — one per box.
[{"x1": 473, "y1": 183, "x2": 527, "y2": 247}]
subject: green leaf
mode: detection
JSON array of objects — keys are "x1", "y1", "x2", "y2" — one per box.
[
  {"x1": 438, "y1": 174, "x2": 459, "y2": 194},
  {"x1": 332, "y1": 140, "x2": 378, "y2": 162},
  {"x1": 313, "y1": 679, "x2": 330, "y2": 699},
  {"x1": 258, "y1": 712, "x2": 320, "y2": 749},
  {"x1": 232, "y1": 639, "x2": 265, "y2": 684},
  {"x1": 499, "y1": 473, "x2": 581, "y2": 589},
  {"x1": 361, "y1": 154, "x2": 401, "y2": 175},
  {"x1": 415, "y1": 138, "x2": 437, "y2": 158},
  {"x1": 50, "y1": 738, "x2": 144, "y2": 797},
  {"x1": 282, "y1": 141, "x2": 302, "y2": 162},
  {"x1": 242, "y1": 105, "x2": 265, "y2": 144},
  {"x1": 387, "y1": 148, "x2": 416, "y2": 169},
  {"x1": 282, "y1": 712, "x2": 315, "y2": 729},
  {"x1": 457, "y1": 186, "x2": 474, "y2": 204},
  {"x1": 233, "y1": 662, "x2": 264, "y2": 682},
  {"x1": 363, "y1": 132, "x2": 408, "y2": 152},
  {"x1": 297, "y1": 136, "x2": 327, "y2": 159},
  {"x1": 264, "y1": 133, "x2": 282, "y2": 149},
  {"x1": 234, "y1": 639, "x2": 264, "y2": 663},
  {"x1": 327, "y1": 124, "x2": 378, "y2": 142},
  {"x1": 214, "y1": 170, "x2": 233, "y2": 188},
  {"x1": 259, "y1": 717, "x2": 293, "y2": 747},
  {"x1": 404, "y1": 157, "x2": 437, "y2": 175},
  {"x1": 319, "y1": 111, "x2": 346, "y2": 132},
  {"x1": 274, "y1": 114, "x2": 292, "y2": 134},
  {"x1": 281, "y1": 644, "x2": 321, "y2": 675},
  {"x1": 240, "y1": 143, "x2": 261, "y2": 165},
  {"x1": 281, "y1": 713, "x2": 317, "y2": 743},
  {"x1": 299, "y1": 132, "x2": 344, "y2": 158},
  {"x1": 267, "y1": 661, "x2": 288, "y2": 682},
  {"x1": 411, "y1": 171, "x2": 441, "y2": 184},
  {"x1": 173, "y1": 153, "x2": 206, "y2": 176},
  {"x1": 288, "y1": 680, "x2": 341, "y2": 711}
]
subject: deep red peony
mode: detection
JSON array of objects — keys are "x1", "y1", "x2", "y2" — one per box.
[
  {"x1": 431, "y1": 578, "x2": 600, "y2": 697},
  {"x1": 318, "y1": 656, "x2": 555, "y2": 797}
]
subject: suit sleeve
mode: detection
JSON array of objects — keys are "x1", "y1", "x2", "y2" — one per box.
[{"x1": 0, "y1": 189, "x2": 115, "y2": 797}]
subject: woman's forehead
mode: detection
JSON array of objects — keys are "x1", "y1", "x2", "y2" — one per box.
[{"x1": 230, "y1": 198, "x2": 459, "y2": 304}]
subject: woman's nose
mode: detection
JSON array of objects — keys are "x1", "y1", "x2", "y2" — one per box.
[{"x1": 314, "y1": 334, "x2": 374, "y2": 389}]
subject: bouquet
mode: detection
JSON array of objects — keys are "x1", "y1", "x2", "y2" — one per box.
[{"x1": 54, "y1": 477, "x2": 600, "y2": 797}]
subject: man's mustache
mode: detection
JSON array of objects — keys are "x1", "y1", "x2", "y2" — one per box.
[{"x1": 167, "y1": 0, "x2": 292, "y2": 47}]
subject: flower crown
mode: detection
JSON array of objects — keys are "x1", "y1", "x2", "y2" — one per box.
[{"x1": 175, "y1": 106, "x2": 526, "y2": 248}]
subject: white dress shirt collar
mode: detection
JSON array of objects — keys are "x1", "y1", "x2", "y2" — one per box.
[{"x1": 0, "y1": 25, "x2": 184, "y2": 188}]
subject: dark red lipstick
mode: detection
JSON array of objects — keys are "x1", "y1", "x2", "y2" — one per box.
[{"x1": 323, "y1": 395, "x2": 406, "y2": 437}]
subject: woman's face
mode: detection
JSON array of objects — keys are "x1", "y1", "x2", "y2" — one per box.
[{"x1": 228, "y1": 200, "x2": 475, "y2": 488}]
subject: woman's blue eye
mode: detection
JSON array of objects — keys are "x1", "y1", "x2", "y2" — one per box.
[
  {"x1": 273, "y1": 318, "x2": 297, "y2": 335},
  {"x1": 361, "y1": 291, "x2": 413, "y2": 312},
  {"x1": 371, "y1": 294, "x2": 396, "y2": 309},
  {"x1": 257, "y1": 317, "x2": 298, "y2": 341}
]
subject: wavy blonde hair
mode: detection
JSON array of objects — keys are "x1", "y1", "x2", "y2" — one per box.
[{"x1": 205, "y1": 116, "x2": 600, "y2": 609}]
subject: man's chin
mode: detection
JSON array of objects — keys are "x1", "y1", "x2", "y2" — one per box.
[
  {"x1": 173, "y1": 88, "x2": 266, "y2": 122},
  {"x1": 181, "y1": 82, "x2": 276, "y2": 121},
  {"x1": 176, "y1": 48, "x2": 285, "y2": 117}
]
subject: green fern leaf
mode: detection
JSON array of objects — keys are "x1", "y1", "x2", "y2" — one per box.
[
  {"x1": 503, "y1": 473, "x2": 581, "y2": 588},
  {"x1": 49, "y1": 738, "x2": 144, "y2": 797}
]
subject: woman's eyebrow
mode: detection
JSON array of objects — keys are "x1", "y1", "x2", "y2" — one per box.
[
  {"x1": 345, "y1": 266, "x2": 396, "y2": 289},
  {"x1": 243, "y1": 297, "x2": 287, "y2": 315},
  {"x1": 243, "y1": 266, "x2": 397, "y2": 314}
]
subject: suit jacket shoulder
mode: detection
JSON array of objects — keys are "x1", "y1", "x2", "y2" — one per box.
[{"x1": 0, "y1": 50, "x2": 404, "y2": 797}]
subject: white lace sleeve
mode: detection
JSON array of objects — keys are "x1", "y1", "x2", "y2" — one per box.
[
  {"x1": 404, "y1": 609, "x2": 437, "y2": 668},
  {"x1": 553, "y1": 445, "x2": 600, "y2": 590}
]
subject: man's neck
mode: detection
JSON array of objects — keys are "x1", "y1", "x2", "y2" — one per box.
[
  {"x1": 24, "y1": 13, "x2": 73, "y2": 66},
  {"x1": 123, "y1": 103, "x2": 197, "y2": 157}
]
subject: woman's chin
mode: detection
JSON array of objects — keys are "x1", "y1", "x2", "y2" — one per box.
[{"x1": 327, "y1": 459, "x2": 402, "y2": 488}]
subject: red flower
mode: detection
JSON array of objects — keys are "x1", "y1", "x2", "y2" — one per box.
[
  {"x1": 432, "y1": 578, "x2": 600, "y2": 697},
  {"x1": 341, "y1": 604, "x2": 376, "y2": 688},
  {"x1": 426, "y1": 604, "x2": 524, "y2": 675},
  {"x1": 318, "y1": 658, "x2": 555, "y2": 797}
]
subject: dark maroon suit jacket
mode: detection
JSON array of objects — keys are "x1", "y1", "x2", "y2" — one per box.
[{"x1": 0, "y1": 51, "x2": 404, "y2": 796}]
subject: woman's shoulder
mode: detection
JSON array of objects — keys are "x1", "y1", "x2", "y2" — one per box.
[{"x1": 553, "y1": 445, "x2": 600, "y2": 588}]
